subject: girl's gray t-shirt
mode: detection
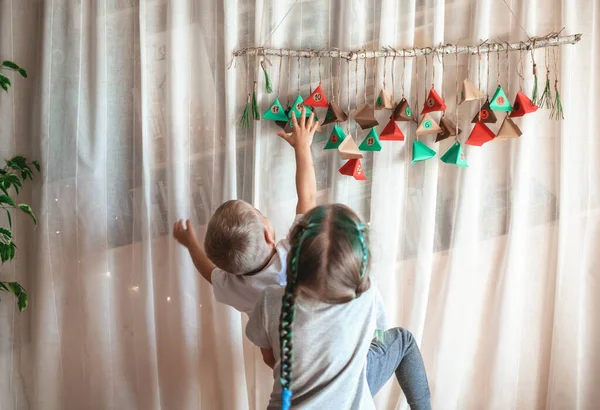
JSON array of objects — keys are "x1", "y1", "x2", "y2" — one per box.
[{"x1": 246, "y1": 284, "x2": 386, "y2": 410}]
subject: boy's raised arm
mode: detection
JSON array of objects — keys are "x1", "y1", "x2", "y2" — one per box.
[
  {"x1": 173, "y1": 219, "x2": 216, "y2": 284},
  {"x1": 277, "y1": 108, "x2": 318, "y2": 215}
]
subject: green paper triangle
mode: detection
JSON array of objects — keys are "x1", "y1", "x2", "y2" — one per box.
[
  {"x1": 490, "y1": 86, "x2": 513, "y2": 112},
  {"x1": 411, "y1": 140, "x2": 436, "y2": 164},
  {"x1": 359, "y1": 128, "x2": 382, "y2": 151},
  {"x1": 263, "y1": 97, "x2": 288, "y2": 121},
  {"x1": 289, "y1": 94, "x2": 313, "y2": 119},
  {"x1": 324, "y1": 124, "x2": 346, "y2": 149},
  {"x1": 440, "y1": 142, "x2": 469, "y2": 167}
]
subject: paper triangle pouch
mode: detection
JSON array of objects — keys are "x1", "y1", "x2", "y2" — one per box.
[
  {"x1": 375, "y1": 88, "x2": 394, "y2": 110},
  {"x1": 416, "y1": 113, "x2": 442, "y2": 135},
  {"x1": 471, "y1": 99, "x2": 497, "y2": 124},
  {"x1": 436, "y1": 116, "x2": 461, "y2": 143},
  {"x1": 411, "y1": 140, "x2": 436, "y2": 164},
  {"x1": 339, "y1": 158, "x2": 367, "y2": 180},
  {"x1": 380, "y1": 118, "x2": 405, "y2": 141},
  {"x1": 338, "y1": 136, "x2": 363, "y2": 160},
  {"x1": 304, "y1": 84, "x2": 329, "y2": 108},
  {"x1": 460, "y1": 79, "x2": 485, "y2": 104},
  {"x1": 510, "y1": 91, "x2": 538, "y2": 117},
  {"x1": 351, "y1": 104, "x2": 379, "y2": 129},
  {"x1": 465, "y1": 121, "x2": 495, "y2": 146},
  {"x1": 440, "y1": 142, "x2": 469, "y2": 167},
  {"x1": 359, "y1": 128, "x2": 382, "y2": 151},
  {"x1": 275, "y1": 107, "x2": 294, "y2": 133},
  {"x1": 496, "y1": 116, "x2": 522, "y2": 139},
  {"x1": 489, "y1": 86, "x2": 513, "y2": 112},
  {"x1": 324, "y1": 124, "x2": 347, "y2": 150},
  {"x1": 421, "y1": 87, "x2": 447, "y2": 114},
  {"x1": 263, "y1": 97, "x2": 288, "y2": 122},
  {"x1": 322, "y1": 101, "x2": 348, "y2": 125},
  {"x1": 289, "y1": 94, "x2": 313, "y2": 119},
  {"x1": 391, "y1": 98, "x2": 416, "y2": 122}
]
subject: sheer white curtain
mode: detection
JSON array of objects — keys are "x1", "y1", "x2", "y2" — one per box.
[{"x1": 0, "y1": 0, "x2": 598, "y2": 409}]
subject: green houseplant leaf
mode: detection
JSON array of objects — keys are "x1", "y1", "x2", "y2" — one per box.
[
  {"x1": 0, "y1": 194, "x2": 15, "y2": 207},
  {"x1": 18, "y1": 204, "x2": 36, "y2": 225}
]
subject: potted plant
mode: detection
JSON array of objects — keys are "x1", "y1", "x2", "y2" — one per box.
[{"x1": 0, "y1": 60, "x2": 38, "y2": 311}]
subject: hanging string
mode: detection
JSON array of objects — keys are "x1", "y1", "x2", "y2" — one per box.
[
  {"x1": 517, "y1": 43, "x2": 525, "y2": 90},
  {"x1": 363, "y1": 56, "x2": 367, "y2": 104},
  {"x1": 329, "y1": 52, "x2": 334, "y2": 101},
  {"x1": 415, "y1": 49, "x2": 420, "y2": 137},
  {"x1": 539, "y1": 46, "x2": 552, "y2": 109},
  {"x1": 318, "y1": 54, "x2": 322, "y2": 84},
  {"x1": 371, "y1": 54, "x2": 376, "y2": 105},
  {"x1": 531, "y1": 41, "x2": 539, "y2": 104},
  {"x1": 337, "y1": 55, "x2": 342, "y2": 104},
  {"x1": 347, "y1": 59, "x2": 352, "y2": 134},
  {"x1": 297, "y1": 54, "x2": 301, "y2": 95},
  {"x1": 287, "y1": 50, "x2": 291, "y2": 106},
  {"x1": 505, "y1": 40, "x2": 510, "y2": 95},
  {"x1": 401, "y1": 48, "x2": 406, "y2": 97},
  {"x1": 431, "y1": 49, "x2": 435, "y2": 88},
  {"x1": 496, "y1": 46, "x2": 501, "y2": 85},
  {"x1": 383, "y1": 51, "x2": 387, "y2": 89},
  {"x1": 440, "y1": 50, "x2": 445, "y2": 113},
  {"x1": 308, "y1": 56, "x2": 312, "y2": 95},
  {"x1": 486, "y1": 47, "x2": 491, "y2": 96},
  {"x1": 391, "y1": 49, "x2": 396, "y2": 103},
  {"x1": 424, "y1": 49, "x2": 429, "y2": 95},
  {"x1": 477, "y1": 45, "x2": 482, "y2": 115},
  {"x1": 278, "y1": 49, "x2": 283, "y2": 96},
  {"x1": 455, "y1": 47, "x2": 459, "y2": 139}
]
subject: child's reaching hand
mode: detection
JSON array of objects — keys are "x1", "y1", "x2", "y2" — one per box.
[
  {"x1": 173, "y1": 219, "x2": 198, "y2": 249},
  {"x1": 277, "y1": 108, "x2": 319, "y2": 151}
]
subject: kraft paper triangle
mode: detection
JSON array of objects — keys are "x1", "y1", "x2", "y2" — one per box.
[
  {"x1": 339, "y1": 158, "x2": 367, "y2": 180},
  {"x1": 510, "y1": 91, "x2": 538, "y2": 117},
  {"x1": 380, "y1": 118, "x2": 405, "y2": 141},
  {"x1": 324, "y1": 124, "x2": 347, "y2": 150},
  {"x1": 459, "y1": 79, "x2": 485, "y2": 104},
  {"x1": 440, "y1": 142, "x2": 469, "y2": 167},
  {"x1": 496, "y1": 116, "x2": 522, "y2": 139},
  {"x1": 421, "y1": 87, "x2": 447, "y2": 114},
  {"x1": 289, "y1": 94, "x2": 313, "y2": 118},
  {"x1": 322, "y1": 101, "x2": 348, "y2": 125},
  {"x1": 359, "y1": 128, "x2": 382, "y2": 151},
  {"x1": 411, "y1": 140, "x2": 436, "y2": 164},
  {"x1": 263, "y1": 97, "x2": 289, "y2": 122},
  {"x1": 489, "y1": 86, "x2": 512, "y2": 112},
  {"x1": 351, "y1": 104, "x2": 379, "y2": 129},
  {"x1": 275, "y1": 107, "x2": 294, "y2": 133},
  {"x1": 375, "y1": 88, "x2": 394, "y2": 110},
  {"x1": 391, "y1": 98, "x2": 416, "y2": 122},
  {"x1": 338, "y1": 135, "x2": 363, "y2": 159},
  {"x1": 471, "y1": 99, "x2": 497, "y2": 124},
  {"x1": 436, "y1": 116, "x2": 461, "y2": 142},
  {"x1": 465, "y1": 121, "x2": 495, "y2": 146},
  {"x1": 304, "y1": 84, "x2": 329, "y2": 108},
  {"x1": 416, "y1": 113, "x2": 442, "y2": 135}
]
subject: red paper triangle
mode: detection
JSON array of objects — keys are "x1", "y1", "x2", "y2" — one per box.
[
  {"x1": 338, "y1": 159, "x2": 367, "y2": 180},
  {"x1": 304, "y1": 84, "x2": 329, "y2": 108},
  {"x1": 380, "y1": 119, "x2": 405, "y2": 141},
  {"x1": 421, "y1": 87, "x2": 447, "y2": 114},
  {"x1": 510, "y1": 91, "x2": 538, "y2": 117},
  {"x1": 465, "y1": 121, "x2": 495, "y2": 146}
]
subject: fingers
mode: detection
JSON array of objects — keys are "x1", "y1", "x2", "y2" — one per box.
[
  {"x1": 310, "y1": 119, "x2": 319, "y2": 134},
  {"x1": 299, "y1": 107, "x2": 306, "y2": 129},
  {"x1": 291, "y1": 111, "x2": 299, "y2": 130},
  {"x1": 185, "y1": 220, "x2": 193, "y2": 232},
  {"x1": 277, "y1": 131, "x2": 292, "y2": 143},
  {"x1": 306, "y1": 111, "x2": 315, "y2": 129}
]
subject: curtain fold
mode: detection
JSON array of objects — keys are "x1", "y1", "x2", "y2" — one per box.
[{"x1": 0, "y1": 0, "x2": 599, "y2": 409}]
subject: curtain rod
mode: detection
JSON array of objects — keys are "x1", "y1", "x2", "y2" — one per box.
[{"x1": 233, "y1": 33, "x2": 581, "y2": 61}]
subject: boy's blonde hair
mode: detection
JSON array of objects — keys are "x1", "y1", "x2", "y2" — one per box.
[{"x1": 204, "y1": 200, "x2": 271, "y2": 275}]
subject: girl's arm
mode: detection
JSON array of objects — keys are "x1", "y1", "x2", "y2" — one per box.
[{"x1": 261, "y1": 348, "x2": 276, "y2": 369}]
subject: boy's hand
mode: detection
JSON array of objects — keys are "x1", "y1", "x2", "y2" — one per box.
[
  {"x1": 277, "y1": 108, "x2": 318, "y2": 150},
  {"x1": 173, "y1": 219, "x2": 198, "y2": 248}
]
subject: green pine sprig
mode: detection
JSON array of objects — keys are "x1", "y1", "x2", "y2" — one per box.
[
  {"x1": 238, "y1": 94, "x2": 251, "y2": 129},
  {"x1": 551, "y1": 80, "x2": 564, "y2": 120},
  {"x1": 261, "y1": 60, "x2": 273, "y2": 94},
  {"x1": 252, "y1": 81, "x2": 260, "y2": 120}
]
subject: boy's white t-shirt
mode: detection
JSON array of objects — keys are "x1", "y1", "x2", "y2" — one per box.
[
  {"x1": 210, "y1": 215, "x2": 303, "y2": 314},
  {"x1": 246, "y1": 285, "x2": 386, "y2": 410}
]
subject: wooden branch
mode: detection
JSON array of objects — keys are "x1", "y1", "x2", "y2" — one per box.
[{"x1": 233, "y1": 33, "x2": 582, "y2": 61}]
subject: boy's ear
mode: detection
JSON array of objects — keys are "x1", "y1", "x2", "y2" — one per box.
[{"x1": 264, "y1": 228, "x2": 276, "y2": 246}]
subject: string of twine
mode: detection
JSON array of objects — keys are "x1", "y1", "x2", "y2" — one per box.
[
  {"x1": 372, "y1": 54, "x2": 376, "y2": 104},
  {"x1": 477, "y1": 46, "x2": 482, "y2": 114},
  {"x1": 455, "y1": 47, "x2": 459, "y2": 139},
  {"x1": 318, "y1": 55, "x2": 322, "y2": 84},
  {"x1": 383, "y1": 51, "x2": 387, "y2": 89},
  {"x1": 440, "y1": 50, "x2": 445, "y2": 113},
  {"x1": 552, "y1": 45, "x2": 559, "y2": 86},
  {"x1": 297, "y1": 54, "x2": 301, "y2": 94},
  {"x1": 431, "y1": 49, "x2": 435, "y2": 88},
  {"x1": 260, "y1": 0, "x2": 301, "y2": 48},
  {"x1": 329, "y1": 52, "x2": 334, "y2": 100},
  {"x1": 505, "y1": 41, "x2": 510, "y2": 94},
  {"x1": 497, "y1": 46, "x2": 501, "y2": 85},
  {"x1": 338, "y1": 55, "x2": 342, "y2": 103},
  {"x1": 287, "y1": 49, "x2": 291, "y2": 106},
  {"x1": 308, "y1": 53, "x2": 312, "y2": 93},
  {"x1": 363, "y1": 55, "x2": 367, "y2": 103},
  {"x1": 425, "y1": 49, "x2": 429, "y2": 93},
  {"x1": 486, "y1": 48, "x2": 490, "y2": 95},
  {"x1": 278, "y1": 49, "x2": 283, "y2": 96},
  {"x1": 391, "y1": 49, "x2": 396, "y2": 102},
  {"x1": 401, "y1": 49, "x2": 406, "y2": 97},
  {"x1": 517, "y1": 43, "x2": 525, "y2": 90},
  {"x1": 347, "y1": 60, "x2": 351, "y2": 134},
  {"x1": 415, "y1": 49, "x2": 419, "y2": 134}
]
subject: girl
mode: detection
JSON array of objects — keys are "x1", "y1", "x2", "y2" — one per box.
[{"x1": 246, "y1": 204, "x2": 431, "y2": 410}]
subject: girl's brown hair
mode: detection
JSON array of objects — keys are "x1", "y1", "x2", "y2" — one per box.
[{"x1": 278, "y1": 204, "x2": 370, "y2": 410}]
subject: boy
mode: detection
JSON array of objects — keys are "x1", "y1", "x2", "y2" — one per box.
[{"x1": 172, "y1": 108, "x2": 319, "y2": 314}]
